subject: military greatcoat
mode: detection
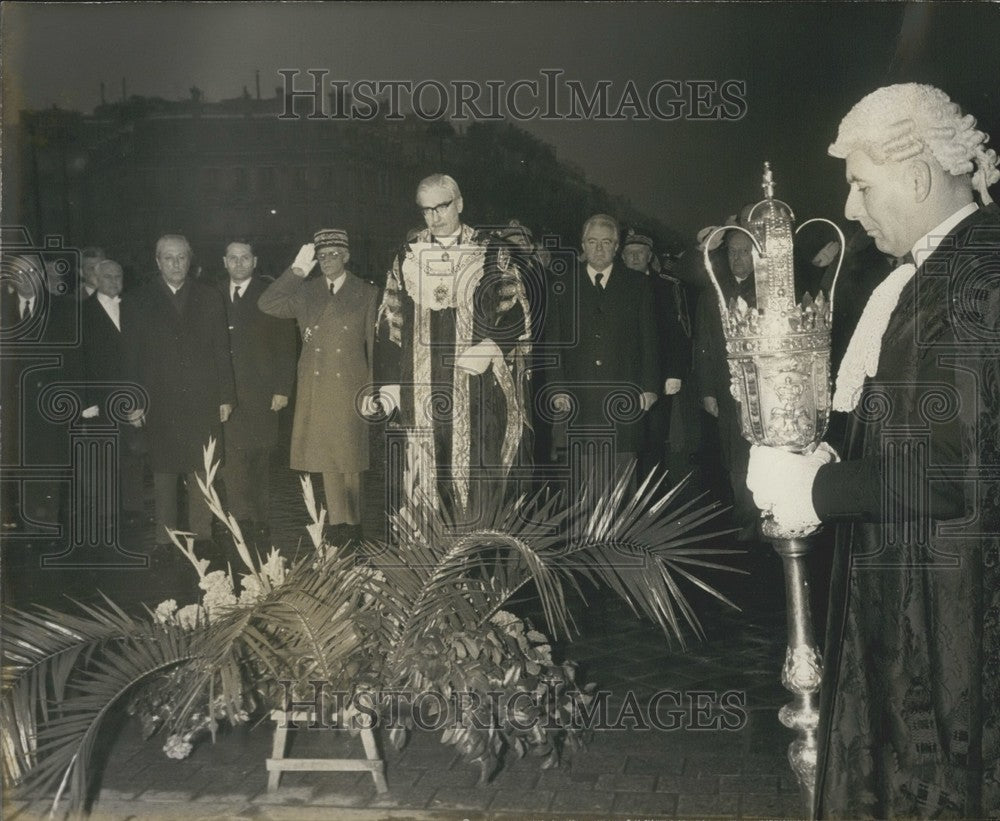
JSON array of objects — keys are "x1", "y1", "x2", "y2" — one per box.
[{"x1": 258, "y1": 269, "x2": 378, "y2": 474}]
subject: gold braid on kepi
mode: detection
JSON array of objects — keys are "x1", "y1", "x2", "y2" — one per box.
[{"x1": 828, "y1": 83, "x2": 1000, "y2": 205}]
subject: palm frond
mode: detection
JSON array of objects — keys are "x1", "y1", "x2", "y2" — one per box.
[
  {"x1": 357, "y1": 463, "x2": 740, "y2": 672},
  {"x1": 4, "y1": 606, "x2": 196, "y2": 814},
  {"x1": 3, "y1": 444, "x2": 747, "y2": 812}
]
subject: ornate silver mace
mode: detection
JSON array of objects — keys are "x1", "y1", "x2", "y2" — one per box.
[{"x1": 703, "y1": 163, "x2": 844, "y2": 817}]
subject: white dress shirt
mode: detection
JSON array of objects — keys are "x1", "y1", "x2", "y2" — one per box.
[
  {"x1": 586, "y1": 264, "x2": 612, "y2": 288},
  {"x1": 97, "y1": 292, "x2": 121, "y2": 330},
  {"x1": 327, "y1": 272, "x2": 347, "y2": 294}
]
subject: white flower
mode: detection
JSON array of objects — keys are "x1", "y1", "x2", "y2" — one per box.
[
  {"x1": 176, "y1": 604, "x2": 205, "y2": 630},
  {"x1": 154, "y1": 599, "x2": 178, "y2": 624},
  {"x1": 163, "y1": 734, "x2": 193, "y2": 759},
  {"x1": 199, "y1": 569, "x2": 234, "y2": 596},
  {"x1": 259, "y1": 548, "x2": 287, "y2": 587},
  {"x1": 238, "y1": 574, "x2": 263, "y2": 605},
  {"x1": 490, "y1": 610, "x2": 519, "y2": 629},
  {"x1": 199, "y1": 570, "x2": 237, "y2": 619}
]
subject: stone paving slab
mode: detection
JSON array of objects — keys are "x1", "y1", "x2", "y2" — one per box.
[
  {"x1": 489, "y1": 787, "x2": 555, "y2": 812},
  {"x1": 549, "y1": 789, "x2": 617, "y2": 813},
  {"x1": 676, "y1": 791, "x2": 741, "y2": 816},
  {"x1": 612, "y1": 789, "x2": 679, "y2": 816},
  {"x1": 428, "y1": 785, "x2": 497, "y2": 811}
]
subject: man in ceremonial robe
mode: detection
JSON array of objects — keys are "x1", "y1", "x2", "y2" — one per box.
[
  {"x1": 747, "y1": 84, "x2": 1000, "y2": 818},
  {"x1": 373, "y1": 174, "x2": 531, "y2": 518}
]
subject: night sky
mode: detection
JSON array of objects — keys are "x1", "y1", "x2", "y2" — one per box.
[{"x1": 4, "y1": 1, "x2": 999, "y2": 241}]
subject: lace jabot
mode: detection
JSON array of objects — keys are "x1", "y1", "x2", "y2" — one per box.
[{"x1": 831, "y1": 262, "x2": 917, "y2": 412}]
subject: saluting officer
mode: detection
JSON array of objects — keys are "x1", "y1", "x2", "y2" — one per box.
[{"x1": 258, "y1": 229, "x2": 379, "y2": 542}]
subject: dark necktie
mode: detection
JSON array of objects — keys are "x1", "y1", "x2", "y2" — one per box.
[
  {"x1": 594, "y1": 273, "x2": 604, "y2": 290},
  {"x1": 329, "y1": 282, "x2": 336, "y2": 296},
  {"x1": 20, "y1": 299, "x2": 31, "y2": 321},
  {"x1": 232, "y1": 286, "x2": 242, "y2": 303}
]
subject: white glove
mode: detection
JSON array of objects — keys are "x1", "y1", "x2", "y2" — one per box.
[
  {"x1": 746, "y1": 443, "x2": 840, "y2": 531},
  {"x1": 664, "y1": 378, "x2": 682, "y2": 396},
  {"x1": 81, "y1": 405, "x2": 100, "y2": 419},
  {"x1": 291, "y1": 243, "x2": 316, "y2": 277},
  {"x1": 455, "y1": 339, "x2": 501, "y2": 375}
]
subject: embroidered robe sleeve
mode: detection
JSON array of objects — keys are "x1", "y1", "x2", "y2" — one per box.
[{"x1": 374, "y1": 252, "x2": 405, "y2": 387}]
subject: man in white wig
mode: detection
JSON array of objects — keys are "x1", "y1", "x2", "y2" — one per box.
[{"x1": 747, "y1": 84, "x2": 1000, "y2": 817}]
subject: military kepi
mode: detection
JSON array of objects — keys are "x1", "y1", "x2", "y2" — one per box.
[
  {"x1": 624, "y1": 228, "x2": 653, "y2": 249},
  {"x1": 314, "y1": 228, "x2": 349, "y2": 250}
]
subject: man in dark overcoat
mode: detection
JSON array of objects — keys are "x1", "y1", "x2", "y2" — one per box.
[
  {"x1": 748, "y1": 83, "x2": 1000, "y2": 818},
  {"x1": 258, "y1": 229, "x2": 378, "y2": 541},
  {"x1": 218, "y1": 240, "x2": 296, "y2": 543},
  {"x1": 1, "y1": 253, "x2": 80, "y2": 531},
  {"x1": 544, "y1": 214, "x2": 659, "y2": 496},
  {"x1": 621, "y1": 228, "x2": 689, "y2": 480},
  {"x1": 123, "y1": 234, "x2": 235, "y2": 546},
  {"x1": 80, "y1": 259, "x2": 146, "y2": 522}
]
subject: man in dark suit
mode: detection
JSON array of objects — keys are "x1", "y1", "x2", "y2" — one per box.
[
  {"x1": 80, "y1": 259, "x2": 147, "y2": 523},
  {"x1": 544, "y1": 214, "x2": 659, "y2": 497},
  {"x1": 1, "y1": 254, "x2": 80, "y2": 531},
  {"x1": 123, "y1": 234, "x2": 236, "y2": 548},
  {"x1": 218, "y1": 240, "x2": 296, "y2": 545}
]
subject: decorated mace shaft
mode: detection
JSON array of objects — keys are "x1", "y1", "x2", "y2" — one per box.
[
  {"x1": 769, "y1": 530, "x2": 823, "y2": 817},
  {"x1": 702, "y1": 162, "x2": 845, "y2": 819}
]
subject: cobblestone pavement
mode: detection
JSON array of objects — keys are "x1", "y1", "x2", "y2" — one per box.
[{"x1": 4, "y1": 423, "x2": 811, "y2": 820}]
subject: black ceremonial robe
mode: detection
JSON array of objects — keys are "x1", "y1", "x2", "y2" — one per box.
[{"x1": 812, "y1": 205, "x2": 1000, "y2": 818}]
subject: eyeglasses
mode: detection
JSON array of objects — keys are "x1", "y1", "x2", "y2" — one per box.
[
  {"x1": 317, "y1": 249, "x2": 345, "y2": 261},
  {"x1": 419, "y1": 199, "x2": 454, "y2": 219},
  {"x1": 584, "y1": 238, "x2": 616, "y2": 250}
]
